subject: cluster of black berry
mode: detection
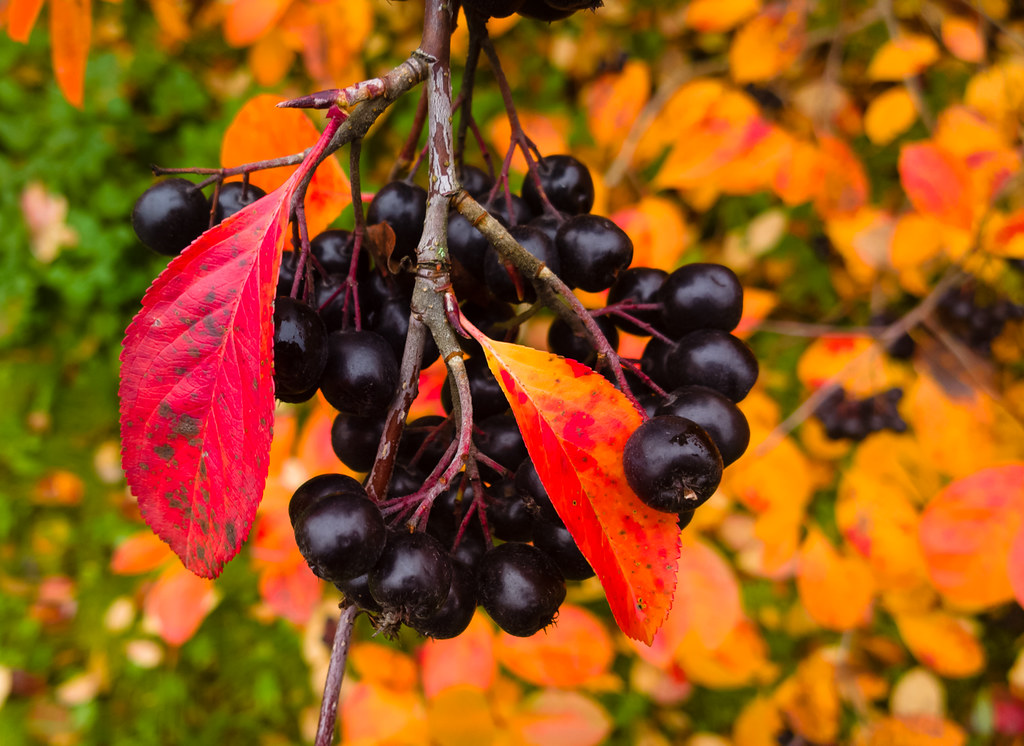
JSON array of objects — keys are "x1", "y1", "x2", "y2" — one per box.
[
  {"x1": 131, "y1": 148, "x2": 756, "y2": 639},
  {"x1": 462, "y1": 0, "x2": 604, "y2": 22},
  {"x1": 131, "y1": 177, "x2": 266, "y2": 256},
  {"x1": 609, "y1": 263, "x2": 756, "y2": 529},
  {"x1": 937, "y1": 280, "x2": 1024, "y2": 355},
  {"x1": 814, "y1": 387, "x2": 907, "y2": 441},
  {"x1": 289, "y1": 470, "x2": 573, "y2": 639}
]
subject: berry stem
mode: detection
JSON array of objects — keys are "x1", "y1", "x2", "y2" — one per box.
[
  {"x1": 313, "y1": 602, "x2": 358, "y2": 746},
  {"x1": 390, "y1": 85, "x2": 430, "y2": 181},
  {"x1": 342, "y1": 139, "x2": 366, "y2": 331},
  {"x1": 452, "y1": 191, "x2": 646, "y2": 415},
  {"x1": 455, "y1": 19, "x2": 483, "y2": 173}
]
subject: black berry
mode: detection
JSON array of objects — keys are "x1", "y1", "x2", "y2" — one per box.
[
  {"x1": 668, "y1": 329, "x2": 758, "y2": 402},
  {"x1": 411, "y1": 561, "x2": 477, "y2": 639},
  {"x1": 532, "y1": 519, "x2": 594, "y2": 580},
  {"x1": 656, "y1": 385, "x2": 751, "y2": 466},
  {"x1": 319, "y1": 330, "x2": 399, "y2": 416},
  {"x1": 293, "y1": 490, "x2": 387, "y2": 582},
  {"x1": 288, "y1": 473, "x2": 366, "y2": 527},
  {"x1": 555, "y1": 214, "x2": 633, "y2": 292},
  {"x1": 477, "y1": 542, "x2": 566, "y2": 637},
  {"x1": 367, "y1": 181, "x2": 427, "y2": 264},
  {"x1": 658, "y1": 263, "x2": 744, "y2": 339},
  {"x1": 132, "y1": 178, "x2": 209, "y2": 256},
  {"x1": 606, "y1": 267, "x2": 667, "y2": 336},
  {"x1": 211, "y1": 181, "x2": 266, "y2": 224},
  {"x1": 369, "y1": 531, "x2": 454, "y2": 620},
  {"x1": 331, "y1": 412, "x2": 387, "y2": 473},
  {"x1": 622, "y1": 415, "x2": 724, "y2": 513},
  {"x1": 273, "y1": 297, "x2": 328, "y2": 399},
  {"x1": 521, "y1": 154, "x2": 595, "y2": 216}
]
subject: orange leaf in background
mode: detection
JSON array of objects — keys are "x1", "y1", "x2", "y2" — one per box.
[
  {"x1": 6, "y1": 0, "x2": 45, "y2": 41},
  {"x1": 899, "y1": 143, "x2": 975, "y2": 231},
  {"x1": 771, "y1": 137, "x2": 823, "y2": 206},
  {"x1": 677, "y1": 617, "x2": 774, "y2": 689},
  {"x1": 426, "y1": 686, "x2": 497, "y2": 746},
  {"x1": 729, "y1": 5, "x2": 806, "y2": 83},
  {"x1": 853, "y1": 715, "x2": 966, "y2": 746},
  {"x1": 349, "y1": 643, "x2": 420, "y2": 692},
  {"x1": 488, "y1": 112, "x2": 569, "y2": 174},
  {"x1": 250, "y1": 506, "x2": 321, "y2": 625},
  {"x1": 686, "y1": 0, "x2": 760, "y2": 32},
  {"x1": 734, "y1": 287, "x2": 778, "y2": 337},
  {"x1": 941, "y1": 16, "x2": 985, "y2": 63},
  {"x1": 221, "y1": 94, "x2": 350, "y2": 236},
  {"x1": 773, "y1": 649, "x2": 840, "y2": 745},
  {"x1": 111, "y1": 531, "x2": 173, "y2": 575},
  {"x1": 295, "y1": 395, "x2": 360, "y2": 479},
  {"x1": 248, "y1": 29, "x2": 295, "y2": 87},
  {"x1": 609, "y1": 196, "x2": 689, "y2": 271},
  {"x1": 868, "y1": 33, "x2": 940, "y2": 80},
  {"x1": 497, "y1": 604, "x2": 613, "y2": 688},
  {"x1": 865, "y1": 87, "x2": 917, "y2": 145},
  {"x1": 296, "y1": 0, "x2": 372, "y2": 88},
  {"x1": 584, "y1": 60, "x2": 649, "y2": 150},
  {"x1": 919, "y1": 464, "x2": 1024, "y2": 611},
  {"x1": 895, "y1": 611, "x2": 985, "y2": 678},
  {"x1": 826, "y1": 207, "x2": 895, "y2": 286},
  {"x1": 341, "y1": 682, "x2": 427, "y2": 745},
  {"x1": 143, "y1": 563, "x2": 218, "y2": 646},
  {"x1": 795, "y1": 335, "x2": 875, "y2": 392},
  {"x1": 467, "y1": 335, "x2": 680, "y2": 644},
  {"x1": 907, "y1": 375, "x2": 1024, "y2": 479},
  {"x1": 672, "y1": 535, "x2": 743, "y2": 649},
  {"x1": 654, "y1": 92, "x2": 769, "y2": 193},
  {"x1": 148, "y1": 0, "x2": 191, "y2": 48},
  {"x1": 50, "y1": 0, "x2": 90, "y2": 108},
  {"x1": 797, "y1": 528, "x2": 876, "y2": 630},
  {"x1": 223, "y1": 0, "x2": 289, "y2": 47},
  {"x1": 419, "y1": 613, "x2": 496, "y2": 699},
  {"x1": 509, "y1": 690, "x2": 611, "y2": 746},
  {"x1": 635, "y1": 78, "x2": 724, "y2": 165},
  {"x1": 814, "y1": 135, "x2": 869, "y2": 218}
]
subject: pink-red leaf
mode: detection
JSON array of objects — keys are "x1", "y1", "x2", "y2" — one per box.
[
  {"x1": 119, "y1": 189, "x2": 292, "y2": 578},
  {"x1": 50, "y1": 0, "x2": 90, "y2": 109},
  {"x1": 465, "y1": 335, "x2": 680, "y2": 644},
  {"x1": 121, "y1": 113, "x2": 342, "y2": 578}
]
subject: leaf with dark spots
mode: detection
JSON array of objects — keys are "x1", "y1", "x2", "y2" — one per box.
[
  {"x1": 120, "y1": 115, "x2": 343, "y2": 579},
  {"x1": 465, "y1": 334, "x2": 680, "y2": 644}
]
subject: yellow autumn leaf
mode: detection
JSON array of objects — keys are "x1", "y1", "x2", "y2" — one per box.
[
  {"x1": 771, "y1": 136, "x2": 823, "y2": 206},
  {"x1": 963, "y1": 59, "x2": 1024, "y2": 137},
  {"x1": 733, "y1": 696, "x2": 785, "y2": 746},
  {"x1": 773, "y1": 649, "x2": 840, "y2": 745},
  {"x1": 635, "y1": 78, "x2": 726, "y2": 165},
  {"x1": 867, "y1": 33, "x2": 941, "y2": 81},
  {"x1": 837, "y1": 470, "x2": 930, "y2": 592},
  {"x1": 865, "y1": 87, "x2": 917, "y2": 145},
  {"x1": 853, "y1": 715, "x2": 967, "y2": 746},
  {"x1": 797, "y1": 528, "x2": 876, "y2": 631},
  {"x1": 676, "y1": 617, "x2": 775, "y2": 689},
  {"x1": 895, "y1": 611, "x2": 986, "y2": 678},
  {"x1": 686, "y1": 0, "x2": 760, "y2": 32},
  {"x1": 729, "y1": 6, "x2": 806, "y2": 83}
]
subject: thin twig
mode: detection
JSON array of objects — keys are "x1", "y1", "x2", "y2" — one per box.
[{"x1": 313, "y1": 603, "x2": 359, "y2": 746}]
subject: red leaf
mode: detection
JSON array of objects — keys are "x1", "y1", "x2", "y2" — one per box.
[
  {"x1": 120, "y1": 114, "x2": 343, "y2": 578},
  {"x1": 119, "y1": 189, "x2": 291, "y2": 577},
  {"x1": 465, "y1": 335, "x2": 680, "y2": 644},
  {"x1": 49, "y1": 0, "x2": 90, "y2": 109}
]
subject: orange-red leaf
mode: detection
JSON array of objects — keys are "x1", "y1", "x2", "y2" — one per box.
[
  {"x1": 510, "y1": 690, "x2": 611, "y2": 746},
  {"x1": 583, "y1": 60, "x2": 650, "y2": 150},
  {"x1": 6, "y1": 0, "x2": 45, "y2": 42},
  {"x1": 419, "y1": 613, "x2": 497, "y2": 699},
  {"x1": 49, "y1": 0, "x2": 90, "y2": 108},
  {"x1": 223, "y1": 0, "x2": 289, "y2": 47},
  {"x1": 899, "y1": 143, "x2": 975, "y2": 231},
  {"x1": 466, "y1": 336, "x2": 680, "y2": 644},
  {"x1": 496, "y1": 604, "x2": 613, "y2": 687},
  {"x1": 110, "y1": 531, "x2": 172, "y2": 575},
  {"x1": 143, "y1": 563, "x2": 218, "y2": 646},
  {"x1": 221, "y1": 94, "x2": 350, "y2": 237},
  {"x1": 919, "y1": 464, "x2": 1024, "y2": 610}
]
